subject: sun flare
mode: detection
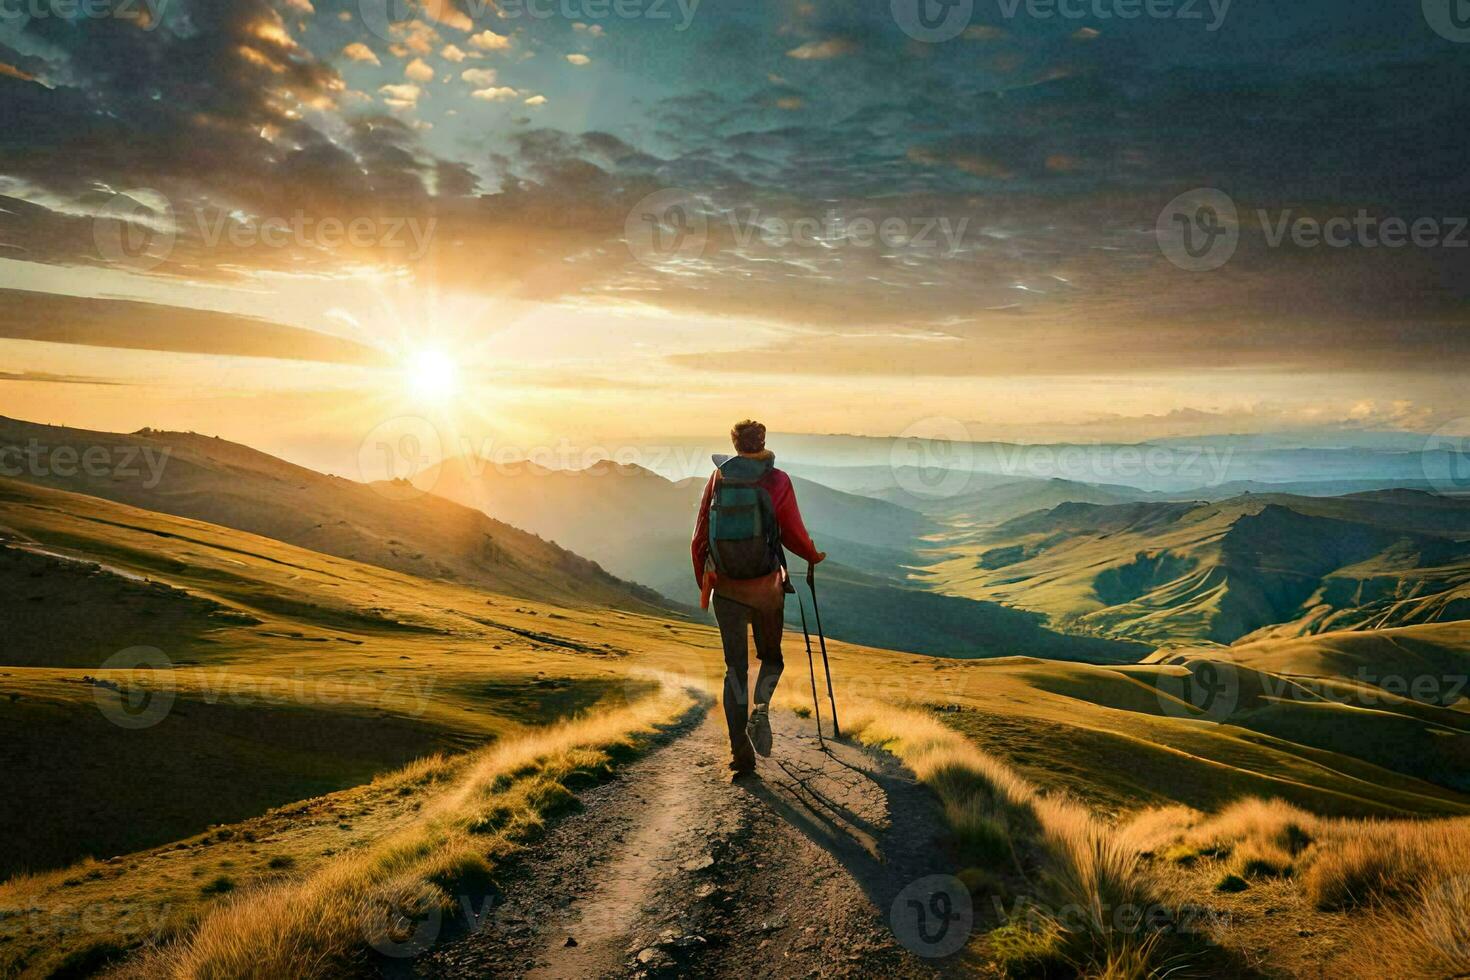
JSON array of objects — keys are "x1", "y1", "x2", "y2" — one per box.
[{"x1": 405, "y1": 349, "x2": 460, "y2": 403}]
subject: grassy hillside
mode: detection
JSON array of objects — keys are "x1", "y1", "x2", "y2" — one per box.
[
  {"x1": 0, "y1": 417, "x2": 667, "y2": 613},
  {"x1": 920, "y1": 491, "x2": 1470, "y2": 647}
]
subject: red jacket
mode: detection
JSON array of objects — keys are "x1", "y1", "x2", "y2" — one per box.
[{"x1": 691, "y1": 458, "x2": 821, "y2": 591}]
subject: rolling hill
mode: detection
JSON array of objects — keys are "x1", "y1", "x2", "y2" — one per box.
[
  {"x1": 0, "y1": 416, "x2": 667, "y2": 614},
  {"x1": 920, "y1": 491, "x2": 1470, "y2": 647}
]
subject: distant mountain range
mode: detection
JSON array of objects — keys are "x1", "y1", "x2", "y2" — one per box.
[{"x1": 419, "y1": 454, "x2": 1149, "y2": 661}]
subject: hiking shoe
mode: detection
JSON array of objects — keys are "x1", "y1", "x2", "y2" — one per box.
[
  {"x1": 747, "y1": 703, "x2": 773, "y2": 758},
  {"x1": 730, "y1": 736, "x2": 757, "y2": 775}
]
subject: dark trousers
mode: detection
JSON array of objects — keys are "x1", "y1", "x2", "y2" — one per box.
[{"x1": 712, "y1": 593, "x2": 785, "y2": 756}]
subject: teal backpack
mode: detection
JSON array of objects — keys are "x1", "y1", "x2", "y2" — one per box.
[{"x1": 707, "y1": 454, "x2": 784, "y2": 580}]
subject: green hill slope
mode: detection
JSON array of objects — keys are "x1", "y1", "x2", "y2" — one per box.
[{"x1": 921, "y1": 492, "x2": 1470, "y2": 647}]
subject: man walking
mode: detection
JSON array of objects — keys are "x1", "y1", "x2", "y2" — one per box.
[{"x1": 691, "y1": 420, "x2": 825, "y2": 777}]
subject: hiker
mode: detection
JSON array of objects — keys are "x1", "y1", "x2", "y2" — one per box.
[{"x1": 691, "y1": 420, "x2": 825, "y2": 776}]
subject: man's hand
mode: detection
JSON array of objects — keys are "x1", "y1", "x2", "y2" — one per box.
[{"x1": 806, "y1": 552, "x2": 826, "y2": 587}]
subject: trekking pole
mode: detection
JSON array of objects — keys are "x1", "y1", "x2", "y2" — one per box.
[
  {"x1": 806, "y1": 563, "x2": 840, "y2": 739},
  {"x1": 795, "y1": 591, "x2": 825, "y2": 747}
]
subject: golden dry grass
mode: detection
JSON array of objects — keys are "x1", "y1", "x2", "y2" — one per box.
[
  {"x1": 1345, "y1": 874, "x2": 1470, "y2": 979},
  {"x1": 1303, "y1": 815, "x2": 1470, "y2": 910},
  {"x1": 117, "y1": 690, "x2": 693, "y2": 979},
  {"x1": 840, "y1": 700, "x2": 1173, "y2": 978},
  {"x1": 1123, "y1": 796, "x2": 1470, "y2": 978}
]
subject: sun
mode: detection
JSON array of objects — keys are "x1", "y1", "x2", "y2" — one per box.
[{"x1": 405, "y1": 349, "x2": 460, "y2": 403}]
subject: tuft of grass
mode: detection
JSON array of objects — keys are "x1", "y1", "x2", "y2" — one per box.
[
  {"x1": 1340, "y1": 874, "x2": 1470, "y2": 979},
  {"x1": 1230, "y1": 838, "x2": 1294, "y2": 879},
  {"x1": 200, "y1": 876, "x2": 236, "y2": 896},
  {"x1": 1186, "y1": 798, "x2": 1317, "y2": 860},
  {"x1": 987, "y1": 918, "x2": 1069, "y2": 978},
  {"x1": 1301, "y1": 816, "x2": 1468, "y2": 911},
  {"x1": 1214, "y1": 873, "x2": 1248, "y2": 893},
  {"x1": 1117, "y1": 805, "x2": 1202, "y2": 857}
]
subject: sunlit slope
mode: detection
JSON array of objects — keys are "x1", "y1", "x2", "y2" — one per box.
[
  {"x1": 842, "y1": 653, "x2": 1470, "y2": 820},
  {"x1": 921, "y1": 491, "x2": 1470, "y2": 646},
  {"x1": 0, "y1": 416, "x2": 667, "y2": 612},
  {"x1": 1196, "y1": 619, "x2": 1470, "y2": 694},
  {"x1": 0, "y1": 477, "x2": 691, "y2": 875}
]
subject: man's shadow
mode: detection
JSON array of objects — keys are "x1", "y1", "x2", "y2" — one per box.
[{"x1": 731, "y1": 717, "x2": 963, "y2": 956}]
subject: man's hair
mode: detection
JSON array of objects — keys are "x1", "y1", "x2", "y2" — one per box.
[{"x1": 730, "y1": 419, "x2": 767, "y2": 454}]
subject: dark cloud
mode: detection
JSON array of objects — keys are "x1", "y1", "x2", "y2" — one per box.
[{"x1": 0, "y1": 289, "x2": 387, "y2": 364}]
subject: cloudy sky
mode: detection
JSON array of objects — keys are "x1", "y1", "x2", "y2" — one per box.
[{"x1": 1, "y1": 0, "x2": 1468, "y2": 471}]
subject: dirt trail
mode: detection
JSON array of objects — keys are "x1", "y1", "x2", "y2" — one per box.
[{"x1": 414, "y1": 707, "x2": 972, "y2": 978}]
